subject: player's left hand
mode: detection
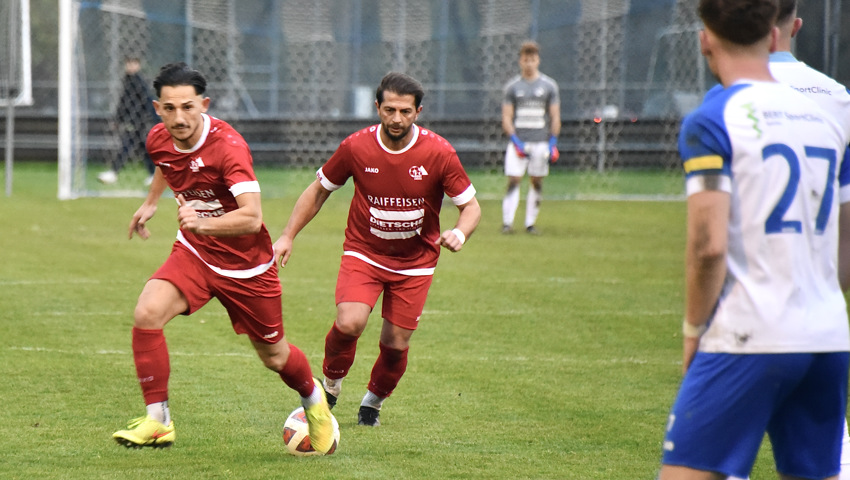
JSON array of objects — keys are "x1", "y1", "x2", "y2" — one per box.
[
  {"x1": 436, "y1": 229, "x2": 464, "y2": 253},
  {"x1": 548, "y1": 135, "x2": 559, "y2": 163},
  {"x1": 273, "y1": 235, "x2": 294, "y2": 268},
  {"x1": 176, "y1": 194, "x2": 202, "y2": 233}
]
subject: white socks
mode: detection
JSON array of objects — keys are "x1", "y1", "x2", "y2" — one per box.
[
  {"x1": 323, "y1": 377, "x2": 343, "y2": 397},
  {"x1": 502, "y1": 185, "x2": 520, "y2": 226},
  {"x1": 301, "y1": 384, "x2": 324, "y2": 408},
  {"x1": 525, "y1": 187, "x2": 541, "y2": 228},
  {"x1": 360, "y1": 390, "x2": 385, "y2": 410},
  {"x1": 146, "y1": 401, "x2": 171, "y2": 425}
]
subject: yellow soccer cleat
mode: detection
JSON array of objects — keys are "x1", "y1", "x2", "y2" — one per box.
[
  {"x1": 303, "y1": 378, "x2": 335, "y2": 454},
  {"x1": 113, "y1": 415, "x2": 175, "y2": 449}
]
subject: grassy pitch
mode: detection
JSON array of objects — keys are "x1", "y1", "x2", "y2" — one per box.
[{"x1": 1, "y1": 163, "x2": 781, "y2": 479}]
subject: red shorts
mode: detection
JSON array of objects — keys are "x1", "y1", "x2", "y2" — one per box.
[
  {"x1": 335, "y1": 255, "x2": 433, "y2": 330},
  {"x1": 152, "y1": 243, "x2": 284, "y2": 344}
]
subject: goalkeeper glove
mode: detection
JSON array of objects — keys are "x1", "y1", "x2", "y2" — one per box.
[
  {"x1": 548, "y1": 135, "x2": 560, "y2": 163},
  {"x1": 510, "y1": 134, "x2": 528, "y2": 158}
]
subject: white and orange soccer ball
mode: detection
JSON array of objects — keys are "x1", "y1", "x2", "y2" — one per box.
[{"x1": 282, "y1": 406, "x2": 340, "y2": 456}]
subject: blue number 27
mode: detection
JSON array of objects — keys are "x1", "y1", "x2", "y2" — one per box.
[{"x1": 762, "y1": 143, "x2": 836, "y2": 235}]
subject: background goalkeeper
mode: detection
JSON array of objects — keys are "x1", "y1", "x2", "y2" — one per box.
[{"x1": 500, "y1": 40, "x2": 561, "y2": 235}]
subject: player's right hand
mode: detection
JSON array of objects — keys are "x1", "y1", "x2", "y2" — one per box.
[
  {"x1": 129, "y1": 204, "x2": 156, "y2": 240},
  {"x1": 510, "y1": 134, "x2": 527, "y2": 158}
]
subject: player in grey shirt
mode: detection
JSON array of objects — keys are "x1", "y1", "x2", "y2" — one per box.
[{"x1": 501, "y1": 40, "x2": 561, "y2": 235}]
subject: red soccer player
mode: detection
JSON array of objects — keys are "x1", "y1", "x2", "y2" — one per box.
[
  {"x1": 274, "y1": 72, "x2": 481, "y2": 426},
  {"x1": 113, "y1": 62, "x2": 334, "y2": 452}
]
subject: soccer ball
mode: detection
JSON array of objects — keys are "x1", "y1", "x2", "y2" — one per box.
[{"x1": 282, "y1": 406, "x2": 340, "y2": 456}]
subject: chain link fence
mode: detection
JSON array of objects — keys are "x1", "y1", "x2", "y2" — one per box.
[{"x1": 60, "y1": 0, "x2": 710, "y2": 197}]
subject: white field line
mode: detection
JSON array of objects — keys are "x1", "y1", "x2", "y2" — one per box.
[{"x1": 7, "y1": 345, "x2": 672, "y2": 365}]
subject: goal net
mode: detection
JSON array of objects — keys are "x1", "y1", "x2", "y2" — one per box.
[
  {"x1": 0, "y1": 0, "x2": 32, "y2": 108},
  {"x1": 58, "y1": 0, "x2": 706, "y2": 199}
]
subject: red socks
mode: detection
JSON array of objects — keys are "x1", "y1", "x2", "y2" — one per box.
[
  {"x1": 368, "y1": 343, "x2": 408, "y2": 398},
  {"x1": 277, "y1": 344, "x2": 314, "y2": 398},
  {"x1": 132, "y1": 327, "x2": 170, "y2": 404},
  {"x1": 323, "y1": 323, "x2": 359, "y2": 380}
]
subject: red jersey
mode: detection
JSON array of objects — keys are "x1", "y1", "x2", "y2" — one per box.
[
  {"x1": 147, "y1": 114, "x2": 274, "y2": 278},
  {"x1": 317, "y1": 124, "x2": 476, "y2": 274}
]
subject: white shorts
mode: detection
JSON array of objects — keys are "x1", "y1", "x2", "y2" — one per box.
[{"x1": 504, "y1": 141, "x2": 550, "y2": 178}]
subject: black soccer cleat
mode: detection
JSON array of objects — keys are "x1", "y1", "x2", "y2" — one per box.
[
  {"x1": 325, "y1": 391, "x2": 338, "y2": 410},
  {"x1": 357, "y1": 406, "x2": 380, "y2": 426}
]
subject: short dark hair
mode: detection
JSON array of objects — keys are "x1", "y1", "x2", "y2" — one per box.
[
  {"x1": 152, "y1": 62, "x2": 207, "y2": 98},
  {"x1": 698, "y1": 0, "x2": 779, "y2": 46},
  {"x1": 776, "y1": 0, "x2": 796, "y2": 24},
  {"x1": 375, "y1": 72, "x2": 425, "y2": 108},
  {"x1": 519, "y1": 40, "x2": 540, "y2": 57}
]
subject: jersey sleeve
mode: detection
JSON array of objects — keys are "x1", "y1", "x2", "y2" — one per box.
[
  {"x1": 317, "y1": 138, "x2": 354, "y2": 191},
  {"x1": 441, "y1": 150, "x2": 476, "y2": 205},
  {"x1": 546, "y1": 76, "x2": 560, "y2": 106},
  {"x1": 678, "y1": 89, "x2": 738, "y2": 197},
  {"x1": 502, "y1": 80, "x2": 516, "y2": 106},
  {"x1": 219, "y1": 132, "x2": 260, "y2": 197}
]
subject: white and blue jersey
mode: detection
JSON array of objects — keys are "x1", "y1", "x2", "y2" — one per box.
[
  {"x1": 770, "y1": 51, "x2": 850, "y2": 140},
  {"x1": 680, "y1": 79, "x2": 850, "y2": 354}
]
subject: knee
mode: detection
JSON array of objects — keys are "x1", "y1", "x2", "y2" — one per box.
[
  {"x1": 133, "y1": 302, "x2": 169, "y2": 330},
  {"x1": 260, "y1": 341, "x2": 291, "y2": 372},
  {"x1": 334, "y1": 317, "x2": 366, "y2": 337}
]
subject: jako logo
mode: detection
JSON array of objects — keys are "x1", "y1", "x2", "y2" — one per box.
[
  {"x1": 365, "y1": 167, "x2": 379, "y2": 173},
  {"x1": 409, "y1": 166, "x2": 428, "y2": 180},
  {"x1": 263, "y1": 331, "x2": 279, "y2": 339}
]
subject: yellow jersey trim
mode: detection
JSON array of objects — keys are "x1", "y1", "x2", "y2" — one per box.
[{"x1": 683, "y1": 155, "x2": 723, "y2": 173}]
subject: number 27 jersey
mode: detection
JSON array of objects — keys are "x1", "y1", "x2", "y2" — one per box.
[{"x1": 680, "y1": 80, "x2": 850, "y2": 353}]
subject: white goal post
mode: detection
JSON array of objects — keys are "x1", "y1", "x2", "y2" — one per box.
[
  {"x1": 0, "y1": 0, "x2": 32, "y2": 108},
  {"x1": 2, "y1": 0, "x2": 32, "y2": 197}
]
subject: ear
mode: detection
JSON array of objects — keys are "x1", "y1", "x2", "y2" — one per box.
[
  {"x1": 201, "y1": 96, "x2": 211, "y2": 113},
  {"x1": 768, "y1": 26, "x2": 779, "y2": 54},
  {"x1": 698, "y1": 30, "x2": 710, "y2": 57},
  {"x1": 152, "y1": 99, "x2": 162, "y2": 115},
  {"x1": 791, "y1": 17, "x2": 803, "y2": 38}
]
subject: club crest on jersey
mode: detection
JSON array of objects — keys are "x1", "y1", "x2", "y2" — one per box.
[
  {"x1": 190, "y1": 157, "x2": 206, "y2": 173},
  {"x1": 409, "y1": 166, "x2": 428, "y2": 180}
]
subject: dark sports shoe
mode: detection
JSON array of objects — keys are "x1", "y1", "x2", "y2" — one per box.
[
  {"x1": 526, "y1": 225, "x2": 540, "y2": 235},
  {"x1": 357, "y1": 406, "x2": 381, "y2": 427},
  {"x1": 501, "y1": 225, "x2": 514, "y2": 234},
  {"x1": 320, "y1": 377, "x2": 339, "y2": 410},
  {"x1": 325, "y1": 391, "x2": 338, "y2": 410}
]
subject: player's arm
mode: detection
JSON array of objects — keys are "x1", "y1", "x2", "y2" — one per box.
[
  {"x1": 683, "y1": 188, "x2": 729, "y2": 373},
  {"x1": 839, "y1": 203, "x2": 850, "y2": 291},
  {"x1": 128, "y1": 167, "x2": 168, "y2": 240},
  {"x1": 436, "y1": 197, "x2": 481, "y2": 253},
  {"x1": 501, "y1": 103, "x2": 516, "y2": 136},
  {"x1": 273, "y1": 179, "x2": 333, "y2": 267},
  {"x1": 548, "y1": 101, "x2": 561, "y2": 162},
  {"x1": 176, "y1": 191, "x2": 263, "y2": 237},
  {"x1": 837, "y1": 148, "x2": 850, "y2": 291},
  {"x1": 502, "y1": 103, "x2": 526, "y2": 157}
]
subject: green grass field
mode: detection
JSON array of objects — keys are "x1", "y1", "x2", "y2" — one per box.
[{"x1": 1, "y1": 162, "x2": 781, "y2": 479}]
